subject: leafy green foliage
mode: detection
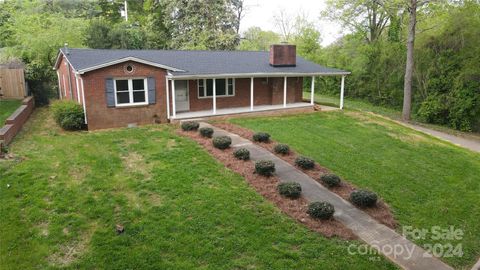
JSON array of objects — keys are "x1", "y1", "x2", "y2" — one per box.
[
  {"x1": 199, "y1": 127, "x2": 214, "y2": 138},
  {"x1": 51, "y1": 100, "x2": 85, "y2": 130},
  {"x1": 307, "y1": 201, "x2": 335, "y2": 220},
  {"x1": 252, "y1": 132, "x2": 270, "y2": 142},
  {"x1": 295, "y1": 156, "x2": 315, "y2": 170},
  {"x1": 274, "y1": 144, "x2": 290, "y2": 155},
  {"x1": 181, "y1": 121, "x2": 200, "y2": 131},
  {"x1": 277, "y1": 182, "x2": 302, "y2": 199},
  {"x1": 212, "y1": 136, "x2": 232, "y2": 149},
  {"x1": 233, "y1": 148, "x2": 250, "y2": 160},
  {"x1": 350, "y1": 190, "x2": 378, "y2": 208},
  {"x1": 238, "y1": 27, "x2": 280, "y2": 51},
  {"x1": 254, "y1": 160, "x2": 275, "y2": 176},
  {"x1": 320, "y1": 174, "x2": 341, "y2": 188}
]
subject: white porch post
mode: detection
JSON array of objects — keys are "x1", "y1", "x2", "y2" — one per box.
[
  {"x1": 250, "y1": 77, "x2": 254, "y2": 111},
  {"x1": 310, "y1": 76, "x2": 315, "y2": 105},
  {"x1": 172, "y1": 79, "x2": 176, "y2": 118},
  {"x1": 340, "y1": 75, "x2": 345, "y2": 109},
  {"x1": 283, "y1": 76, "x2": 287, "y2": 108},
  {"x1": 165, "y1": 78, "x2": 170, "y2": 119},
  {"x1": 213, "y1": 78, "x2": 217, "y2": 114}
]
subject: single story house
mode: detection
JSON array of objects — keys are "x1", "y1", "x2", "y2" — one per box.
[{"x1": 54, "y1": 44, "x2": 349, "y2": 130}]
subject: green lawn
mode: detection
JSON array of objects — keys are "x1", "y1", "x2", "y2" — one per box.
[
  {"x1": 0, "y1": 108, "x2": 396, "y2": 270},
  {"x1": 304, "y1": 92, "x2": 480, "y2": 140},
  {"x1": 0, "y1": 99, "x2": 22, "y2": 124},
  {"x1": 231, "y1": 111, "x2": 480, "y2": 269}
]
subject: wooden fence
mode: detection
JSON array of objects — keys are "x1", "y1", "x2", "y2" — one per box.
[{"x1": 0, "y1": 68, "x2": 26, "y2": 99}]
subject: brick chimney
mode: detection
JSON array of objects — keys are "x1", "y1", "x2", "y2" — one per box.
[{"x1": 269, "y1": 44, "x2": 296, "y2": 67}]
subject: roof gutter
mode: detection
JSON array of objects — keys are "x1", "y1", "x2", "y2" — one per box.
[{"x1": 166, "y1": 72, "x2": 351, "y2": 79}]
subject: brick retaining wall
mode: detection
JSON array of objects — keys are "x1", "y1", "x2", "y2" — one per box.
[{"x1": 0, "y1": 96, "x2": 34, "y2": 146}]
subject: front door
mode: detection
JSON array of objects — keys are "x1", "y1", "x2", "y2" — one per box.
[{"x1": 175, "y1": 80, "x2": 189, "y2": 112}]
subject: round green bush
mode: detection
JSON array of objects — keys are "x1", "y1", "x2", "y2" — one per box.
[
  {"x1": 233, "y1": 148, "x2": 250, "y2": 160},
  {"x1": 181, "y1": 121, "x2": 200, "y2": 131},
  {"x1": 199, "y1": 127, "x2": 214, "y2": 138},
  {"x1": 51, "y1": 100, "x2": 85, "y2": 131},
  {"x1": 307, "y1": 201, "x2": 335, "y2": 220},
  {"x1": 350, "y1": 190, "x2": 378, "y2": 207},
  {"x1": 295, "y1": 156, "x2": 315, "y2": 170},
  {"x1": 320, "y1": 174, "x2": 341, "y2": 187},
  {"x1": 277, "y1": 182, "x2": 302, "y2": 199},
  {"x1": 255, "y1": 160, "x2": 275, "y2": 176},
  {"x1": 274, "y1": 144, "x2": 290, "y2": 155},
  {"x1": 252, "y1": 132, "x2": 270, "y2": 142},
  {"x1": 212, "y1": 136, "x2": 232, "y2": 149}
]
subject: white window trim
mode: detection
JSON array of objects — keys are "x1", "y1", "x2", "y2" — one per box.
[
  {"x1": 197, "y1": 78, "x2": 235, "y2": 99},
  {"x1": 113, "y1": 77, "x2": 149, "y2": 107}
]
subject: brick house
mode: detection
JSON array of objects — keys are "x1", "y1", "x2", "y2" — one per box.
[{"x1": 54, "y1": 44, "x2": 349, "y2": 130}]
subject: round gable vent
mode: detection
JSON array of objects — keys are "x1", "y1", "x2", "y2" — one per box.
[{"x1": 124, "y1": 64, "x2": 136, "y2": 74}]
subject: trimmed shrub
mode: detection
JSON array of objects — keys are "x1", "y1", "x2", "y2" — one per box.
[
  {"x1": 307, "y1": 201, "x2": 335, "y2": 220},
  {"x1": 320, "y1": 174, "x2": 341, "y2": 187},
  {"x1": 233, "y1": 148, "x2": 250, "y2": 160},
  {"x1": 277, "y1": 182, "x2": 302, "y2": 199},
  {"x1": 181, "y1": 121, "x2": 200, "y2": 131},
  {"x1": 255, "y1": 160, "x2": 275, "y2": 176},
  {"x1": 274, "y1": 144, "x2": 290, "y2": 155},
  {"x1": 51, "y1": 100, "x2": 85, "y2": 131},
  {"x1": 199, "y1": 127, "x2": 214, "y2": 138},
  {"x1": 252, "y1": 132, "x2": 270, "y2": 142},
  {"x1": 350, "y1": 190, "x2": 378, "y2": 207},
  {"x1": 295, "y1": 156, "x2": 315, "y2": 170},
  {"x1": 212, "y1": 136, "x2": 232, "y2": 149}
]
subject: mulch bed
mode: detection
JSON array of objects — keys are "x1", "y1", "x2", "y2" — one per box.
[
  {"x1": 212, "y1": 122, "x2": 398, "y2": 229},
  {"x1": 178, "y1": 129, "x2": 356, "y2": 240}
]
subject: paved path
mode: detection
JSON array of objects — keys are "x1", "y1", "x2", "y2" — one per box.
[
  {"x1": 201, "y1": 122, "x2": 453, "y2": 270},
  {"x1": 405, "y1": 124, "x2": 480, "y2": 153},
  {"x1": 472, "y1": 258, "x2": 480, "y2": 270}
]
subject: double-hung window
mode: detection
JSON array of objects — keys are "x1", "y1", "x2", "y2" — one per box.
[
  {"x1": 114, "y1": 78, "x2": 148, "y2": 106},
  {"x1": 198, "y1": 78, "x2": 235, "y2": 98}
]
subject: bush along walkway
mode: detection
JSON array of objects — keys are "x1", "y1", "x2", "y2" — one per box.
[{"x1": 199, "y1": 122, "x2": 453, "y2": 270}]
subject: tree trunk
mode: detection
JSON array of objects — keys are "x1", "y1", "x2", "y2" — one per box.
[{"x1": 402, "y1": 0, "x2": 417, "y2": 121}]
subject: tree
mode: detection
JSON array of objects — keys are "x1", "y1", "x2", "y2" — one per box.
[
  {"x1": 322, "y1": 0, "x2": 392, "y2": 43},
  {"x1": 238, "y1": 27, "x2": 280, "y2": 51},
  {"x1": 402, "y1": 0, "x2": 418, "y2": 121}
]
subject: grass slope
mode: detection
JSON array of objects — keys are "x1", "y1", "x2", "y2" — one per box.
[
  {"x1": 0, "y1": 109, "x2": 396, "y2": 270},
  {"x1": 0, "y1": 99, "x2": 22, "y2": 124},
  {"x1": 232, "y1": 111, "x2": 480, "y2": 269}
]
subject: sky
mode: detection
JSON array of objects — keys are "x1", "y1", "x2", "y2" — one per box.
[{"x1": 239, "y1": 0, "x2": 343, "y2": 46}]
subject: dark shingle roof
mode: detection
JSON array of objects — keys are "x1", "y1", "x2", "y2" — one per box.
[{"x1": 58, "y1": 48, "x2": 349, "y2": 77}]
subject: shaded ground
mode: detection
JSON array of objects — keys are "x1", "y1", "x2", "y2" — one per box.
[
  {"x1": 0, "y1": 108, "x2": 396, "y2": 269},
  {"x1": 231, "y1": 111, "x2": 480, "y2": 269}
]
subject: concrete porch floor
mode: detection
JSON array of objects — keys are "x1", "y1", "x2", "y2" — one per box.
[{"x1": 171, "y1": 102, "x2": 317, "y2": 120}]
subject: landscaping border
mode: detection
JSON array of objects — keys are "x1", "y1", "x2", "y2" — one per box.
[
  {"x1": 0, "y1": 96, "x2": 34, "y2": 146},
  {"x1": 178, "y1": 127, "x2": 357, "y2": 240},
  {"x1": 213, "y1": 122, "x2": 398, "y2": 229}
]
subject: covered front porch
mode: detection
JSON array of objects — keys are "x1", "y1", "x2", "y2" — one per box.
[{"x1": 165, "y1": 75, "x2": 347, "y2": 121}]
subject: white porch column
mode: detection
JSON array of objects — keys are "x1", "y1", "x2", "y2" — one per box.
[
  {"x1": 172, "y1": 79, "x2": 176, "y2": 118},
  {"x1": 250, "y1": 77, "x2": 254, "y2": 111},
  {"x1": 283, "y1": 76, "x2": 287, "y2": 108},
  {"x1": 165, "y1": 78, "x2": 170, "y2": 119},
  {"x1": 310, "y1": 76, "x2": 315, "y2": 105},
  {"x1": 340, "y1": 75, "x2": 345, "y2": 109},
  {"x1": 213, "y1": 78, "x2": 217, "y2": 114}
]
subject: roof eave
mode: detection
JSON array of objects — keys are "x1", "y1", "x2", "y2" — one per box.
[
  {"x1": 76, "y1": 57, "x2": 185, "y2": 74},
  {"x1": 166, "y1": 71, "x2": 351, "y2": 79}
]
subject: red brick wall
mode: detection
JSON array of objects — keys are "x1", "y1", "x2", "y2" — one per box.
[
  {"x1": 57, "y1": 55, "x2": 80, "y2": 102},
  {"x1": 184, "y1": 77, "x2": 302, "y2": 111},
  {"x1": 0, "y1": 97, "x2": 34, "y2": 145},
  {"x1": 81, "y1": 61, "x2": 168, "y2": 130}
]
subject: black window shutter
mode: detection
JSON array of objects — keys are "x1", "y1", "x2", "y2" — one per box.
[
  {"x1": 105, "y1": 78, "x2": 115, "y2": 107},
  {"x1": 147, "y1": 77, "x2": 156, "y2": 104}
]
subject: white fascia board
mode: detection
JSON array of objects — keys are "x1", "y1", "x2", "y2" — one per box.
[
  {"x1": 166, "y1": 72, "x2": 351, "y2": 79},
  {"x1": 77, "y1": 57, "x2": 185, "y2": 74}
]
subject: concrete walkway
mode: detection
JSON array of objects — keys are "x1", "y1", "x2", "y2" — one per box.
[
  {"x1": 405, "y1": 124, "x2": 480, "y2": 153},
  {"x1": 201, "y1": 122, "x2": 453, "y2": 270}
]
